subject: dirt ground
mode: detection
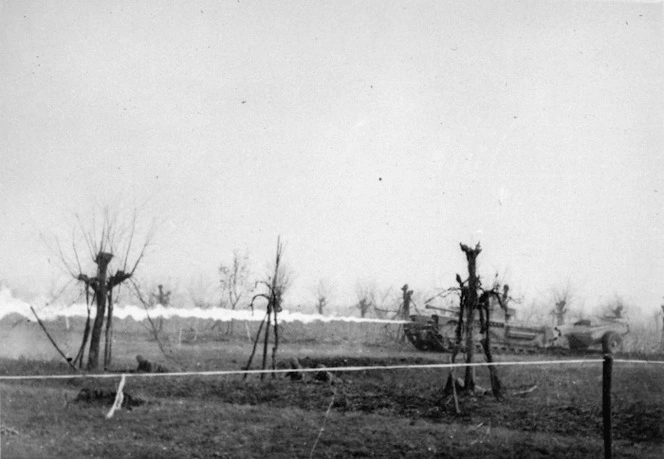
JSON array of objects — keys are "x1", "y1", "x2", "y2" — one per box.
[{"x1": 0, "y1": 318, "x2": 663, "y2": 457}]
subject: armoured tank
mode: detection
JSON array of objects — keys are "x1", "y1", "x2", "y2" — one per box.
[{"x1": 404, "y1": 305, "x2": 556, "y2": 354}]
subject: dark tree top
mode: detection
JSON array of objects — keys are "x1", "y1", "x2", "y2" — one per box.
[{"x1": 460, "y1": 242, "x2": 482, "y2": 257}]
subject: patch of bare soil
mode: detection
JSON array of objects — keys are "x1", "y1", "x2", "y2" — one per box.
[
  {"x1": 73, "y1": 387, "x2": 146, "y2": 410},
  {"x1": 111, "y1": 354, "x2": 662, "y2": 446},
  {"x1": 615, "y1": 401, "x2": 664, "y2": 442}
]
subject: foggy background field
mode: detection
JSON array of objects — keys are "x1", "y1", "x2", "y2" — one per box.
[{"x1": 0, "y1": 1, "x2": 662, "y2": 332}]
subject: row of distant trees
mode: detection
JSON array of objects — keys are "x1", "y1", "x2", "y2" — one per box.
[
  {"x1": 155, "y1": 268, "x2": 629, "y2": 327},
  {"x1": 48, "y1": 208, "x2": 605, "y2": 325},
  {"x1": 46, "y1": 205, "x2": 658, "y2": 372},
  {"x1": 155, "y1": 268, "x2": 404, "y2": 318},
  {"x1": 519, "y1": 281, "x2": 633, "y2": 326}
]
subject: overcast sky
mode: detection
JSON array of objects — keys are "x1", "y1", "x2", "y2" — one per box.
[{"x1": 0, "y1": 1, "x2": 662, "y2": 315}]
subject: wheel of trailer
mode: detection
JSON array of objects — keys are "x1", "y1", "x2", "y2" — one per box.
[{"x1": 602, "y1": 332, "x2": 623, "y2": 354}]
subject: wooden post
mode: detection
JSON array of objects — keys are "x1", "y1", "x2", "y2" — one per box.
[{"x1": 602, "y1": 353, "x2": 613, "y2": 459}]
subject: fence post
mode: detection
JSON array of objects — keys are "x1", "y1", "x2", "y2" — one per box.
[{"x1": 602, "y1": 353, "x2": 613, "y2": 459}]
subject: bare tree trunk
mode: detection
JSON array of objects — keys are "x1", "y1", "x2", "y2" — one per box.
[
  {"x1": 261, "y1": 305, "x2": 271, "y2": 381},
  {"x1": 104, "y1": 289, "x2": 114, "y2": 369},
  {"x1": 444, "y1": 244, "x2": 502, "y2": 404},
  {"x1": 461, "y1": 243, "x2": 481, "y2": 392},
  {"x1": 660, "y1": 306, "x2": 664, "y2": 352},
  {"x1": 444, "y1": 276, "x2": 466, "y2": 397},
  {"x1": 247, "y1": 238, "x2": 284, "y2": 382},
  {"x1": 402, "y1": 285, "x2": 411, "y2": 319},
  {"x1": 30, "y1": 306, "x2": 79, "y2": 371},
  {"x1": 555, "y1": 301, "x2": 566, "y2": 326},
  {"x1": 88, "y1": 252, "x2": 113, "y2": 370},
  {"x1": 359, "y1": 299, "x2": 368, "y2": 318},
  {"x1": 243, "y1": 313, "x2": 268, "y2": 380},
  {"x1": 480, "y1": 299, "x2": 502, "y2": 398},
  {"x1": 74, "y1": 296, "x2": 94, "y2": 368},
  {"x1": 271, "y1": 308, "x2": 279, "y2": 378},
  {"x1": 400, "y1": 284, "x2": 412, "y2": 343}
]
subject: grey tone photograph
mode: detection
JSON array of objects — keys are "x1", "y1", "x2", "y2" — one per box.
[{"x1": 0, "y1": 1, "x2": 662, "y2": 457}]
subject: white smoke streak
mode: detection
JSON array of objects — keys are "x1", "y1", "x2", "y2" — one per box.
[{"x1": 0, "y1": 287, "x2": 406, "y2": 324}]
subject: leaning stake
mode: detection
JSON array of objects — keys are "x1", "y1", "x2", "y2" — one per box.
[{"x1": 30, "y1": 306, "x2": 79, "y2": 372}]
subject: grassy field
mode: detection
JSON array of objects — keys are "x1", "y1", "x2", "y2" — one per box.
[{"x1": 1, "y1": 317, "x2": 663, "y2": 458}]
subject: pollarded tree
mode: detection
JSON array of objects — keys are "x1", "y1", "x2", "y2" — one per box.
[
  {"x1": 598, "y1": 295, "x2": 628, "y2": 320},
  {"x1": 355, "y1": 281, "x2": 374, "y2": 318},
  {"x1": 551, "y1": 281, "x2": 575, "y2": 326},
  {"x1": 371, "y1": 286, "x2": 397, "y2": 319},
  {"x1": 354, "y1": 281, "x2": 395, "y2": 319},
  {"x1": 313, "y1": 278, "x2": 335, "y2": 315},
  {"x1": 152, "y1": 284, "x2": 172, "y2": 307},
  {"x1": 459, "y1": 243, "x2": 482, "y2": 392},
  {"x1": 131, "y1": 279, "x2": 177, "y2": 363},
  {"x1": 58, "y1": 207, "x2": 154, "y2": 370},
  {"x1": 150, "y1": 283, "x2": 171, "y2": 333},
  {"x1": 444, "y1": 243, "x2": 504, "y2": 401}
]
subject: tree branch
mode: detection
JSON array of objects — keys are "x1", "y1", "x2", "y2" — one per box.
[
  {"x1": 76, "y1": 213, "x2": 96, "y2": 262},
  {"x1": 30, "y1": 306, "x2": 79, "y2": 372}
]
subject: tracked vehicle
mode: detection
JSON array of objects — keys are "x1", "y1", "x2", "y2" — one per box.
[
  {"x1": 404, "y1": 305, "x2": 556, "y2": 354},
  {"x1": 404, "y1": 306, "x2": 629, "y2": 354}
]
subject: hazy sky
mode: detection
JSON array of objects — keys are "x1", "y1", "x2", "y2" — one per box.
[{"x1": 0, "y1": 1, "x2": 662, "y2": 315}]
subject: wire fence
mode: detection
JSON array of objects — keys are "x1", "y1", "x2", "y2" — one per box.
[
  {"x1": 1, "y1": 356, "x2": 663, "y2": 458},
  {"x1": 0, "y1": 357, "x2": 662, "y2": 381}
]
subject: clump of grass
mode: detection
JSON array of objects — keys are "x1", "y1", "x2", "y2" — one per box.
[{"x1": 0, "y1": 356, "x2": 73, "y2": 376}]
